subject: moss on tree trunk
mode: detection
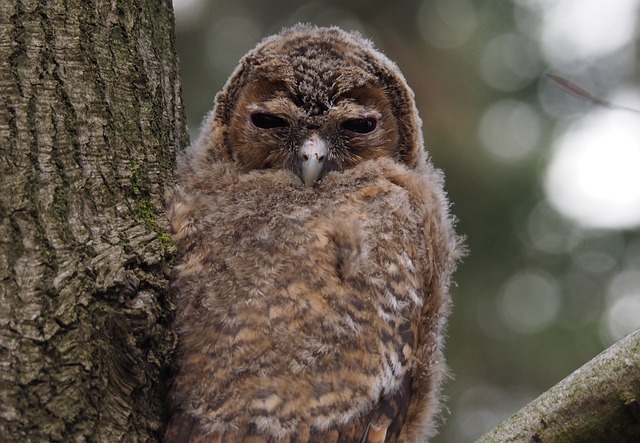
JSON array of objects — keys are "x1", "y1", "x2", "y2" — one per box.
[{"x1": 0, "y1": 0, "x2": 186, "y2": 440}]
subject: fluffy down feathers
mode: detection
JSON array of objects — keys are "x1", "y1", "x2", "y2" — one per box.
[{"x1": 165, "y1": 25, "x2": 460, "y2": 442}]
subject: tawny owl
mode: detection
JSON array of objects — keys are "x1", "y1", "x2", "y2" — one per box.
[{"x1": 165, "y1": 25, "x2": 461, "y2": 443}]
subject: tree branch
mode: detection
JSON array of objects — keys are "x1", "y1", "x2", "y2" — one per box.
[{"x1": 477, "y1": 328, "x2": 640, "y2": 442}]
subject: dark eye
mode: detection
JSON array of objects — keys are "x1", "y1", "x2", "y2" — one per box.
[
  {"x1": 341, "y1": 118, "x2": 378, "y2": 134},
  {"x1": 251, "y1": 113, "x2": 289, "y2": 129}
]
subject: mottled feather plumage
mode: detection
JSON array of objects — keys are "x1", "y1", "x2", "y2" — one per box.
[{"x1": 165, "y1": 25, "x2": 461, "y2": 443}]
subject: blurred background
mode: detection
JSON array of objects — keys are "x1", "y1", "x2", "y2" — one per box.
[{"x1": 171, "y1": 0, "x2": 640, "y2": 441}]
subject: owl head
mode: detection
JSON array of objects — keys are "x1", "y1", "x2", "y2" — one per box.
[{"x1": 187, "y1": 24, "x2": 426, "y2": 187}]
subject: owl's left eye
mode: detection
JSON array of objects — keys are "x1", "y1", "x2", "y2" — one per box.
[
  {"x1": 341, "y1": 118, "x2": 377, "y2": 134},
  {"x1": 251, "y1": 113, "x2": 289, "y2": 129}
]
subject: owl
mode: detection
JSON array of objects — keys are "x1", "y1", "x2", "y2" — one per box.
[{"x1": 165, "y1": 25, "x2": 461, "y2": 443}]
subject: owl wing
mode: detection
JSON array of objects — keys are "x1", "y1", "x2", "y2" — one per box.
[{"x1": 165, "y1": 357, "x2": 415, "y2": 443}]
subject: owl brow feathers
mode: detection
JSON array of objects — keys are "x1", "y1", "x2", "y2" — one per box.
[{"x1": 196, "y1": 25, "x2": 423, "y2": 170}]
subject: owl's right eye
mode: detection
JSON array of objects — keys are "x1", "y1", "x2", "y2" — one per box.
[
  {"x1": 341, "y1": 117, "x2": 378, "y2": 134},
  {"x1": 251, "y1": 113, "x2": 289, "y2": 129}
]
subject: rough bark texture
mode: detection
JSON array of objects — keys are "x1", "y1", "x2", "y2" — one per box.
[
  {"x1": 0, "y1": 0, "x2": 186, "y2": 441},
  {"x1": 477, "y1": 328, "x2": 640, "y2": 443}
]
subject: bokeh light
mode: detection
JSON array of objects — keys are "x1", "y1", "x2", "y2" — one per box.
[
  {"x1": 499, "y1": 269, "x2": 561, "y2": 333},
  {"x1": 480, "y1": 33, "x2": 541, "y2": 91},
  {"x1": 478, "y1": 99, "x2": 541, "y2": 162},
  {"x1": 417, "y1": 0, "x2": 477, "y2": 49},
  {"x1": 537, "y1": 0, "x2": 640, "y2": 68},
  {"x1": 544, "y1": 108, "x2": 640, "y2": 229},
  {"x1": 559, "y1": 270, "x2": 602, "y2": 328},
  {"x1": 602, "y1": 270, "x2": 640, "y2": 342},
  {"x1": 452, "y1": 383, "x2": 536, "y2": 441},
  {"x1": 525, "y1": 201, "x2": 583, "y2": 254}
]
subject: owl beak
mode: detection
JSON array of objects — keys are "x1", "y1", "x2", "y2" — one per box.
[{"x1": 300, "y1": 135, "x2": 328, "y2": 187}]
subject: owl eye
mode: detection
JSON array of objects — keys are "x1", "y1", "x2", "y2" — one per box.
[
  {"x1": 341, "y1": 118, "x2": 378, "y2": 134},
  {"x1": 251, "y1": 113, "x2": 289, "y2": 129}
]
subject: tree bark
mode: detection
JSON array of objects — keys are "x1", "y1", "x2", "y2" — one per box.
[
  {"x1": 0, "y1": 0, "x2": 186, "y2": 441},
  {"x1": 476, "y1": 328, "x2": 640, "y2": 442}
]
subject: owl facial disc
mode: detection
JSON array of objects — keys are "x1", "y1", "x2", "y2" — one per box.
[{"x1": 300, "y1": 134, "x2": 327, "y2": 187}]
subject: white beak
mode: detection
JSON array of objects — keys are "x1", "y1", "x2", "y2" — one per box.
[{"x1": 300, "y1": 134, "x2": 328, "y2": 187}]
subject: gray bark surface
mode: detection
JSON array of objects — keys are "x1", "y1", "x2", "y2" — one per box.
[
  {"x1": 477, "y1": 328, "x2": 640, "y2": 442},
  {"x1": 0, "y1": 0, "x2": 186, "y2": 440}
]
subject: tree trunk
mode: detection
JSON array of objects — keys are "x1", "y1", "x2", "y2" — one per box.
[
  {"x1": 0, "y1": 0, "x2": 186, "y2": 441},
  {"x1": 477, "y1": 328, "x2": 640, "y2": 442}
]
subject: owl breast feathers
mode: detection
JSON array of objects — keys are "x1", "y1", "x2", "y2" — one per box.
[{"x1": 165, "y1": 25, "x2": 461, "y2": 443}]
